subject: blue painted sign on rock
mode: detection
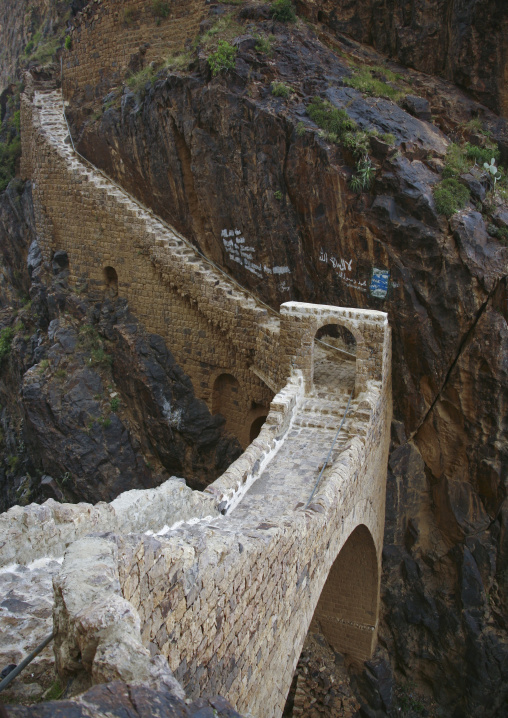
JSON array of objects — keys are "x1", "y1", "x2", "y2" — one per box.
[{"x1": 370, "y1": 268, "x2": 389, "y2": 299}]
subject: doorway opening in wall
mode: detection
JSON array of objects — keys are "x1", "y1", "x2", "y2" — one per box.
[
  {"x1": 104, "y1": 266, "x2": 118, "y2": 297},
  {"x1": 313, "y1": 324, "x2": 356, "y2": 396},
  {"x1": 282, "y1": 525, "x2": 378, "y2": 717},
  {"x1": 249, "y1": 415, "x2": 267, "y2": 443}
]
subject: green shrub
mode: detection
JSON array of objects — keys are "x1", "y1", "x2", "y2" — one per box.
[
  {"x1": 7, "y1": 455, "x2": 19, "y2": 472},
  {"x1": 342, "y1": 130, "x2": 370, "y2": 157},
  {"x1": 349, "y1": 158, "x2": 375, "y2": 192},
  {"x1": 271, "y1": 81, "x2": 292, "y2": 98},
  {"x1": 64, "y1": 35, "x2": 72, "y2": 50},
  {"x1": 110, "y1": 397, "x2": 120, "y2": 412},
  {"x1": 488, "y1": 224, "x2": 508, "y2": 246},
  {"x1": 208, "y1": 40, "x2": 237, "y2": 76},
  {"x1": 90, "y1": 347, "x2": 113, "y2": 367},
  {"x1": 25, "y1": 40, "x2": 34, "y2": 55},
  {"x1": 274, "y1": 190, "x2": 283, "y2": 200},
  {"x1": 0, "y1": 327, "x2": 14, "y2": 362},
  {"x1": 381, "y1": 132, "x2": 395, "y2": 145},
  {"x1": 78, "y1": 324, "x2": 101, "y2": 350},
  {"x1": 0, "y1": 137, "x2": 22, "y2": 192},
  {"x1": 343, "y1": 66, "x2": 402, "y2": 101},
  {"x1": 433, "y1": 178, "x2": 470, "y2": 217},
  {"x1": 152, "y1": 0, "x2": 170, "y2": 19},
  {"x1": 254, "y1": 34, "x2": 275, "y2": 55},
  {"x1": 296, "y1": 121, "x2": 306, "y2": 137},
  {"x1": 10, "y1": 110, "x2": 21, "y2": 131},
  {"x1": 55, "y1": 369, "x2": 67, "y2": 379},
  {"x1": 465, "y1": 142, "x2": 500, "y2": 166},
  {"x1": 123, "y1": 7, "x2": 137, "y2": 24},
  {"x1": 307, "y1": 97, "x2": 357, "y2": 137},
  {"x1": 271, "y1": 0, "x2": 296, "y2": 22},
  {"x1": 38, "y1": 359, "x2": 50, "y2": 372},
  {"x1": 127, "y1": 65, "x2": 156, "y2": 94}
]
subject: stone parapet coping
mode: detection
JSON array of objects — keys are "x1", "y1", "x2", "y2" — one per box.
[
  {"x1": 0, "y1": 478, "x2": 219, "y2": 568},
  {"x1": 204, "y1": 371, "x2": 304, "y2": 512}
]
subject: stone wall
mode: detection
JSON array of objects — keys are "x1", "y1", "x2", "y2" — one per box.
[
  {"x1": 54, "y1": 366, "x2": 391, "y2": 717},
  {"x1": 0, "y1": 477, "x2": 219, "y2": 568},
  {"x1": 21, "y1": 86, "x2": 277, "y2": 448},
  {"x1": 62, "y1": 0, "x2": 206, "y2": 104}
]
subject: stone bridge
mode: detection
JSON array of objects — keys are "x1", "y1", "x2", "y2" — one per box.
[{"x1": 1, "y1": 78, "x2": 391, "y2": 716}]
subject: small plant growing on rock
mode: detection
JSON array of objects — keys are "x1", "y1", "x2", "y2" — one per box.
[
  {"x1": 433, "y1": 178, "x2": 470, "y2": 217},
  {"x1": 90, "y1": 347, "x2": 113, "y2": 367},
  {"x1": 342, "y1": 130, "x2": 370, "y2": 157},
  {"x1": 484, "y1": 158, "x2": 502, "y2": 187},
  {"x1": 127, "y1": 65, "x2": 156, "y2": 94},
  {"x1": 254, "y1": 34, "x2": 275, "y2": 55},
  {"x1": 381, "y1": 132, "x2": 395, "y2": 145},
  {"x1": 349, "y1": 158, "x2": 375, "y2": 193},
  {"x1": 55, "y1": 368, "x2": 67, "y2": 379},
  {"x1": 208, "y1": 40, "x2": 237, "y2": 76},
  {"x1": 152, "y1": 0, "x2": 170, "y2": 19},
  {"x1": 38, "y1": 359, "x2": 50, "y2": 373},
  {"x1": 296, "y1": 121, "x2": 306, "y2": 137},
  {"x1": 271, "y1": 0, "x2": 296, "y2": 22},
  {"x1": 64, "y1": 35, "x2": 72, "y2": 51},
  {"x1": 271, "y1": 81, "x2": 293, "y2": 99},
  {"x1": 274, "y1": 190, "x2": 283, "y2": 200},
  {"x1": 110, "y1": 397, "x2": 120, "y2": 412},
  {"x1": 0, "y1": 327, "x2": 14, "y2": 363}
]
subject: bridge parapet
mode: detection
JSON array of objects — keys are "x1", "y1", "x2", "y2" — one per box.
[{"x1": 280, "y1": 301, "x2": 389, "y2": 395}]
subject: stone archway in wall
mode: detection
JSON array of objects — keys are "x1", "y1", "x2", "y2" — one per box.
[
  {"x1": 249, "y1": 414, "x2": 267, "y2": 443},
  {"x1": 313, "y1": 323, "x2": 357, "y2": 396},
  {"x1": 313, "y1": 524, "x2": 379, "y2": 660},
  {"x1": 104, "y1": 266, "x2": 118, "y2": 297},
  {"x1": 283, "y1": 525, "x2": 380, "y2": 716}
]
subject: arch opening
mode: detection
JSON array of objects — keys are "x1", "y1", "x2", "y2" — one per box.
[
  {"x1": 249, "y1": 415, "x2": 267, "y2": 443},
  {"x1": 104, "y1": 266, "x2": 118, "y2": 297},
  {"x1": 283, "y1": 525, "x2": 379, "y2": 716},
  {"x1": 313, "y1": 323, "x2": 356, "y2": 395}
]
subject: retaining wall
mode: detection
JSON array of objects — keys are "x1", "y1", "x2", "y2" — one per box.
[{"x1": 63, "y1": 0, "x2": 206, "y2": 104}]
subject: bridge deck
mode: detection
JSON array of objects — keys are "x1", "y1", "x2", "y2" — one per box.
[{"x1": 227, "y1": 352, "x2": 356, "y2": 524}]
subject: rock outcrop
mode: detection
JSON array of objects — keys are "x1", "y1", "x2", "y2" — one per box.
[
  {"x1": 297, "y1": 0, "x2": 508, "y2": 117},
  {"x1": 6, "y1": 682, "x2": 243, "y2": 718}
]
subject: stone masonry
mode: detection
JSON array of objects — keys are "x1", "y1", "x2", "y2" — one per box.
[
  {"x1": 63, "y1": 0, "x2": 207, "y2": 105},
  {"x1": 2, "y1": 73, "x2": 393, "y2": 717}
]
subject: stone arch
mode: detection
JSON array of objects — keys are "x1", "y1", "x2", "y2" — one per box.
[
  {"x1": 103, "y1": 266, "x2": 118, "y2": 297},
  {"x1": 249, "y1": 415, "x2": 267, "y2": 443},
  {"x1": 313, "y1": 524, "x2": 379, "y2": 661},
  {"x1": 313, "y1": 323, "x2": 357, "y2": 395}
]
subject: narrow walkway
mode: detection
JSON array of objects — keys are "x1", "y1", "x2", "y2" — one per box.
[{"x1": 228, "y1": 355, "x2": 356, "y2": 524}]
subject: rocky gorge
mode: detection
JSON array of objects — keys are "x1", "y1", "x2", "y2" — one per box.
[{"x1": 1, "y1": 1, "x2": 507, "y2": 717}]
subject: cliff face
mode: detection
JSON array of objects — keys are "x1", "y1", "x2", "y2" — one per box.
[
  {"x1": 66, "y1": 5, "x2": 508, "y2": 715},
  {"x1": 297, "y1": 0, "x2": 508, "y2": 118}
]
